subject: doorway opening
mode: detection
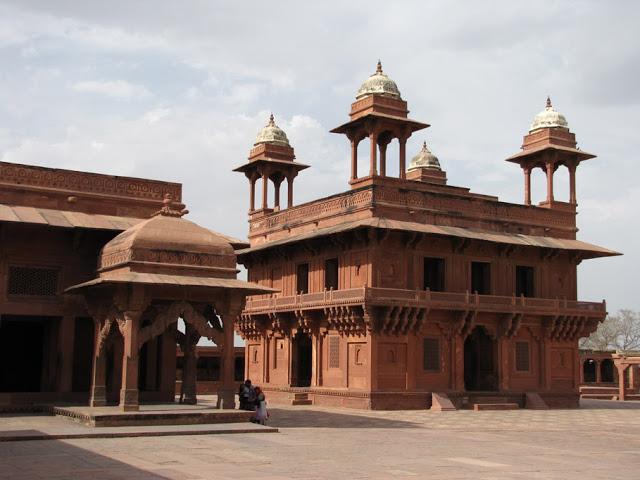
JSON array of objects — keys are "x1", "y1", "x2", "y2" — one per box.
[
  {"x1": 292, "y1": 332, "x2": 312, "y2": 387},
  {"x1": 0, "y1": 315, "x2": 58, "y2": 392},
  {"x1": 464, "y1": 326, "x2": 497, "y2": 391},
  {"x1": 583, "y1": 359, "x2": 596, "y2": 383},
  {"x1": 600, "y1": 359, "x2": 615, "y2": 383}
]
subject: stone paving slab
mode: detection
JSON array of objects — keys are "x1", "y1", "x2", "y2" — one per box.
[{"x1": 0, "y1": 399, "x2": 638, "y2": 479}]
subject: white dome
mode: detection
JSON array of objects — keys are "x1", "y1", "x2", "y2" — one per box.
[
  {"x1": 254, "y1": 114, "x2": 290, "y2": 147},
  {"x1": 356, "y1": 61, "x2": 402, "y2": 100},
  {"x1": 529, "y1": 97, "x2": 569, "y2": 132},
  {"x1": 409, "y1": 142, "x2": 441, "y2": 170}
]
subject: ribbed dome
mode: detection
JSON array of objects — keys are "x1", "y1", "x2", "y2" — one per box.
[
  {"x1": 409, "y1": 142, "x2": 441, "y2": 170},
  {"x1": 99, "y1": 195, "x2": 236, "y2": 278},
  {"x1": 530, "y1": 97, "x2": 569, "y2": 132},
  {"x1": 254, "y1": 114, "x2": 290, "y2": 147},
  {"x1": 356, "y1": 61, "x2": 402, "y2": 100}
]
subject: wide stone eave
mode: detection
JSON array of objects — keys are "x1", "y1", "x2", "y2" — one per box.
[
  {"x1": 65, "y1": 272, "x2": 276, "y2": 295},
  {"x1": 238, "y1": 217, "x2": 621, "y2": 259}
]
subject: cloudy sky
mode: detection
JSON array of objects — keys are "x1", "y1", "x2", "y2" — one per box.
[{"x1": 1, "y1": 1, "x2": 638, "y2": 314}]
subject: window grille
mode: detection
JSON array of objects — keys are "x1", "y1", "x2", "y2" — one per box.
[
  {"x1": 7, "y1": 266, "x2": 59, "y2": 296},
  {"x1": 515, "y1": 341, "x2": 530, "y2": 372},
  {"x1": 328, "y1": 336, "x2": 340, "y2": 368},
  {"x1": 423, "y1": 338, "x2": 441, "y2": 371}
]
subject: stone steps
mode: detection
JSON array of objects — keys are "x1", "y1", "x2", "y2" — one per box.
[{"x1": 473, "y1": 403, "x2": 519, "y2": 411}]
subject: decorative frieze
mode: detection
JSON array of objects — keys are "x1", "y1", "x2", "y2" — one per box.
[{"x1": 0, "y1": 162, "x2": 181, "y2": 202}]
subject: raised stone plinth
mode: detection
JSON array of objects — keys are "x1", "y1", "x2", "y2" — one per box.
[
  {"x1": 473, "y1": 403, "x2": 519, "y2": 411},
  {"x1": 51, "y1": 404, "x2": 253, "y2": 428}
]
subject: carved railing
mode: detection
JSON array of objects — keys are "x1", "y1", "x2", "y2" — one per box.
[{"x1": 243, "y1": 286, "x2": 606, "y2": 317}]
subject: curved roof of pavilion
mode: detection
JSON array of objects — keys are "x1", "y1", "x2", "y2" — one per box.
[{"x1": 66, "y1": 195, "x2": 273, "y2": 294}]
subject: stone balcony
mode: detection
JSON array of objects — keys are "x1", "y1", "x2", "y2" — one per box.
[{"x1": 238, "y1": 287, "x2": 605, "y2": 338}]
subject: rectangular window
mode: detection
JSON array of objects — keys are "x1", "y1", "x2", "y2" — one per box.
[
  {"x1": 423, "y1": 257, "x2": 445, "y2": 292},
  {"x1": 423, "y1": 338, "x2": 441, "y2": 372},
  {"x1": 328, "y1": 336, "x2": 340, "y2": 368},
  {"x1": 325, "y1": 258, "x2": 339, "y2": 290},
  {"x1": 515, "y1": 342, "x2": 530, "y2": 372},
  {"x1": 296, "y1": 263, "x2": 309, "y2": 294},
  {"x1": 515, "y1": 266, "x2": 535, "y2": 297},
  {"x1": 7, "y1": 266, "x2": 59, "y2": 296},
  {"x1": 471, "y1": 261, "x2": 491, "y2": 295}
]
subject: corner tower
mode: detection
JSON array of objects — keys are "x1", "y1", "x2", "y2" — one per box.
[
  {"x1": 331, "y1": 61, "x2": 428, "y2": 183},
  {"x1": 234, "y1": 114, "x2": 308, "y2": 214},
  {"x1": 506, "y1": 97, "x2": 595, "y2": 207}
]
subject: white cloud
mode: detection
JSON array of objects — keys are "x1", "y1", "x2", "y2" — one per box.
[
  {"x1": 71, "y1": 80, "x2": 152, "y2": 99},
  {"x1": 1, "y1": 0, "x2": 639, "y2": 312}
]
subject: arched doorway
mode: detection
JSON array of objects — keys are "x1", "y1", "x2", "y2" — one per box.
[
  {"x1": 601, "y1": 359, "x2": 615, "y2": 383},
  {"x1": 583, "y1": 359, "x2": 596, "y2": 383},
  {"x1": 464, "y1": 326, "x2": 497, "y2": 391},
  {"x1": 292, "y1": 331, "x2": 312, "y2": 387}
]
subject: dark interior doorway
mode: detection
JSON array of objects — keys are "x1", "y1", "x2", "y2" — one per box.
[
  {"x1": 72, "y1": 317, "x2": 95, "y2": 392},
  {"x1": 600, "y1": 359, "x2": 615, "y2": 383},
  {"x1": 515, "y1": 266, "x2": 535, "y2": 297},
  {"x1": 471, "y1": 262, "x2": 491, "y2": 295},
  {"x1": 583, "y1": 359, "x2": 596, "y2": 383},
  {"x1": 292, "y1": 332, "x2": 312, "y2": 387},
  {"x1": 464, "y1": 326, "x2": 497, "y2": 391},
  {"x1": 0, "y1": 315, "x2": 56, "y2": 392}
]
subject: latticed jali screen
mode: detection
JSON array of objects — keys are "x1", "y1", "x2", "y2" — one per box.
[
  {"x1": 7, "y1": 266, "x2": 59, "y2": 296},
  {"x1": 328, "y1": 336, "x2": 340, "y2": 368}
]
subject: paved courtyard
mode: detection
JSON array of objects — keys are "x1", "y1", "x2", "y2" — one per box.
[{"x1": 1, "y1": 399, "x2": 639, "y2": 479}]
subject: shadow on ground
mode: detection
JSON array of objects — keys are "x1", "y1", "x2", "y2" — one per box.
[
  {"x1": 267, "y1": 407, "x2": 420, "y2": 429},
  {"x1": 0, "y1": 432, "x2": 171, "y2": 479}
]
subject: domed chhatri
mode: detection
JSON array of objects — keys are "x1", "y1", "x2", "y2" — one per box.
[
  {"x1": 529, "y1": 96, "x2": 569, "y2": 132},
  {"x1": 409, "y1": 141, "x2": 441, "y2": 171},
  {"x1": 254, "y1": 113, "x2": 291, "y2": 147},
  {"x1": 356, "y1": 60, "x2": 402, "y2": 100},
  {"x1": 99, "y1": 194, "x2": 237, "y2": 279}
]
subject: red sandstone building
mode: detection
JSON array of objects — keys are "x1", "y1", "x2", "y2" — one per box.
[
  {"x1": 235, "y1": 62, "x2": 620, "y2": 409},
  {"x1": 0, "y1": 163, "x2": 267, "y2": 410}
]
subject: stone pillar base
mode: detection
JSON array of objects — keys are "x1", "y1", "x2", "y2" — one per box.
[
  {"x1": 182, "y1": 394, "x2": 197, "y2": 405},
  {"x1": 217, "y1": 389, "x2": 236, "y2": 410},
  {"x1": 119, "y1": 388, "x2": 139, "y2": 411},
  {"x1": 90, "y1": 386, "x2": 107, "y2": 407}
]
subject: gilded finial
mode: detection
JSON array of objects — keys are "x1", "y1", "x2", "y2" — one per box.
[
  {"x1": 376, "y1": 60, "x2": 382, "y2": 74},
  {"x1": 546, "y1": 96, "x2": 552, "y2": 109},
  {"x1": 268, "y1": 113, "x2": 275, "y2": 125}
]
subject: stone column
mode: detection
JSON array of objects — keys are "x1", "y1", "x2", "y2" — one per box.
[
  {"x1": 379, "y1": 143, "x2": 387, "y2": 177},
  {"x1": 369, "y1": 131, "x2": 378, "y2": 177},
  {"x1": 119, "y1": 311, "x2": 142, "y2": 412},
  {"x1": 287, "y1": 176, "x2": 294, "y2": 208},
  {"x1": 261, "y1": 171, "x2": 268, "y2": 210},
  {"x1": 273, "y1": 179, "x2": 281, "y2": 209},
  {"x1": 350, "y1": 139, "x2": 358, "y2": 181},
  {"x1": 399, "y1": 137, "x2": 407, "y2": 180},
  {"x1": 218, "y1": 307, "x2": 241, "y2": 409},
  {"x1": 596, "y1": 361, "x2": 601, "y2": 384},
  {"x1": 181, "y1": 324, "x2": 199, "y2": 405},
  {"x1": 249, "y1": 176, "x2": 256, "y2": 212},
  {"x1": 545, "y1": 161, "x2": 554, "y2": 203},
  {"x1": 89, "y1": 319, "x2": 107, "y2": 407},
  {"x1": 568, "y1": 162, "x2": 577, "y2": 205},
  {"x1": 523, "y1": 166, "x2": 532, "y2": 205},
  {"x1": 617, "y1": 364, "x2": 628, "y2": 401}
]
